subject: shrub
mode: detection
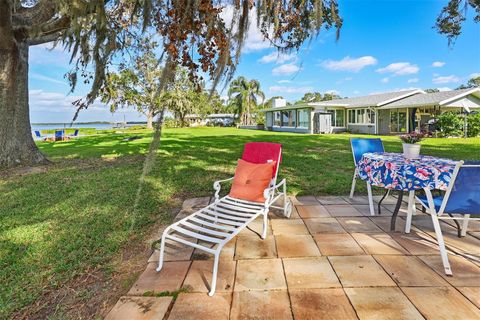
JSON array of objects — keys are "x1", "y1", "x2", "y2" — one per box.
[
  {"x1": 163, "y1": 118, "x2": 182, "y2": 128},
  {"x1": 467, "y1": 112, "x2": 480, "y2": 137},
  {"x1": 436, "y1": 112, "x2": 463, "y2": 137}
]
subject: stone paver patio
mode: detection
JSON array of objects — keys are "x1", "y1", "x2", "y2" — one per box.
[{"x1": 106, "y1": 196, "x2": 480, "y2": 320}]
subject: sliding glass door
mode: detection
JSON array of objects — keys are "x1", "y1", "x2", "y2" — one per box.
[{"x1": 389, "y1": 109, "x2": 407, "y2": 133}]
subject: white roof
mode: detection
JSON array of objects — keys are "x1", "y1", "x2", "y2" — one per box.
[
  {"x1": 379, "y1": 88, "x2": 480, "y2": 109},
  {"x1": 308, "y1": 89, "x2": 424, "y2": 108}
]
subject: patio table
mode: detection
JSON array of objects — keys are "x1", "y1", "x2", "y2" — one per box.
[{"x1": 357, "y1": 152, "x2": 459, "y2": 231}]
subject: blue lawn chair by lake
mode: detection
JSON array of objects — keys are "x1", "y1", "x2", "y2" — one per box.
[
  {"x1": 55, "y1": 130, "x2": 64, "y2": 141},
  {"x1": 69, "y1": 129, "x2": 79, "y2": 138},
  {"x1": 413, "y1": 160, "x2": 480, "y2": 275},
  {"x1": 33, "y1": 130, "x2": 44, "y2": 140},
  {"x1": 350, "y1": 138, "x2": 385, "y2": 216}
]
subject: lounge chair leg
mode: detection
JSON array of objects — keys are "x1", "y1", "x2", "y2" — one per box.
[
  {"x1": 461, "y1": 214, "x2": 470, "y2": 237},
  {"x1": 261, "y1": 211, "x2": 268, "y2": 239},
  {"x1": 156, "y1": 232, "x2": 167, "y2": 272},
  {"x1": 283, "y1": 181, "x2": 288, "y2": 217},
  {"x1": 430, "y1": 213, "x2": 452, "y2": 275},
  {"x1": 349, "y1": 171, "x2": 357, "y2": 198},
  {"x1": 405, "y1": 190, "x2": 415, "y2": 234},
  {"x1": 366, "y1": 182, "x2": 375, "y2": 216},
  {"x1": 208, "y1": 253, "x2": 220, "y2": 296}
]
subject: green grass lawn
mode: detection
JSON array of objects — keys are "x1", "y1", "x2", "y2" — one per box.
[{"x1": 1, "y1": 127, "x2": 479, "y2": 318}]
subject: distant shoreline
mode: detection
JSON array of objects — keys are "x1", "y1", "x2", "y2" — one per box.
[{"x1": 32, "y1": 121, "x2": 147, "y2": 125}]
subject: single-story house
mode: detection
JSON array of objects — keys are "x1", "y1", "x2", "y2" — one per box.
[{"x1": 261, "y1": 88, "x2": 480, "y2": 134}]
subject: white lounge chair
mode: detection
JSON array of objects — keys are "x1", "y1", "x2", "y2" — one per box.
[{"x1": 156, "y1": 142, "x2": 292, "y2": 296}]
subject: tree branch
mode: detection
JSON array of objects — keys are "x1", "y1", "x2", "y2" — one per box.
[{"x1": 28, "y1": 31, "x2": 64, "y2": 45}]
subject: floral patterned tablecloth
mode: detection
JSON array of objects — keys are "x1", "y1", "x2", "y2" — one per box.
[{"x1": 357, "y1": 152, "x2": 459, "y2": 191}]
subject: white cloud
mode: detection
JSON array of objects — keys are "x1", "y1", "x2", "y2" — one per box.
[
  {"x1": 29, "y1": 90, "x2": 106, "y2": 113},
  {"x1": 469, "y1": 73, "x2": 480, "y2": 79},
  {"x1": 277, "y1": 79, "x2": 292, "y2": 84},
  {"x1": 325, "y1": 89, "x2": 340, "y2": 95},
  {"x1": 269, "y1": 86, "x2": 313, "y2": 94},
  {"x1": 432, "y1": 61, "x2": 445, "y2": 68},
  {"x1": 437, "y1": 87, "x2": 452, "y2": 91},
  {"x1": 272, "y1": 63, "x2": 300, "y2": 76},
  {"x1": 320, "y1": 56, "x2": 377, "y2": 72},
  {"x1": 30, "y1": 73, "x2": 67, "y2": 85},
  {"x1": 220, "y1": 6, "x2": 272, "y2": 52},
  {"x1": 259, "y1": 52, "x2": 297, "y2": 64},
  {"x1": 407, "y1": 78, "x2": 419, "y2": 83},
  {"x1": 369, "y1": 87, "x2": 420, "y2": 95},
  {"x1": 376, "y1": 62, "x2": 419, "y2": 76},
  {"x1": 432, "y1": 75, "x2": 460, "y2": 84},
  {"x1": 353, "y1": 90, "x2": 361, "y2": 95},
  {"x1": 381, "y1": 77, "x2": 389, "y2": 83}
]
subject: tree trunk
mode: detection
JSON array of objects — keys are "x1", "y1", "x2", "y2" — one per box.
[
  {"x1": 146, "y1": 107, "x2": 154, "y2": 130},
  {"x1": 0, "y1": 41, "x2": 48, "y2": 168}
]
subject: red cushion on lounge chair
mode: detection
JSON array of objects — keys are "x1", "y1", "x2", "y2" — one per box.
[
  {"x1": 229, "y1": 159, "x2": 275, "y2": 203},
  {"x1": 242, "y1": 142, "x2": 281, "y2": 179}
]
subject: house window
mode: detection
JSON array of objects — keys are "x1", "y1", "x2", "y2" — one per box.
[
  {"x1": 348, "y1": 109, "x2": 375, "y2": 124},
  {"x1": 335, "y1": 109, "x2": 345, "y2": 127},
  {"x1": 366, "y1": 109, "x2": 375, "y2": 124},
  {"x1": 390, "y1": 109, "x2": 407, "y2": 132},
  {"x1": 274, "y1": 111, "x2": 281, "y2": 126},
  {"x1": 348, "y1": 110, "x2": 355, "y2": 123},
  {"x1": 297, "y1": 109, "x2": 309, "y2": 128},
  {"x1": 327, "y1": 109, "x2": 345, "y2": 127},
  {"x1": 356, "y1": 109, "x2": 365, "y2": 123},
  {"x1": 281, "y1": 110, "x2": 296, "y2": 127}
]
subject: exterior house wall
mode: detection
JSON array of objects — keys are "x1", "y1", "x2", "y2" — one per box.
[
  {"x1": 266, "y1": 111, "x2": 273, "y2": 127},
  {"x1": 347, "y1": 124, "x2": 376, "y2": 134},
  {"x1": 377, "y1": 109, "x2": 391, "y2": 135},
  {"x1": 271, "y1": 127, "x2": 310, "y2": 134}
]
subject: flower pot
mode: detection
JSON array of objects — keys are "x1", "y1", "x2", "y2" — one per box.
[{"x1": 403, "y1": 143, "x2": 421, "y2": 159}]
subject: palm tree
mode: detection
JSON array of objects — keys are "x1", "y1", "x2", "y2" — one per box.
[{"x1": 228, "y1": 76, "x2": 265, "y2": 126}]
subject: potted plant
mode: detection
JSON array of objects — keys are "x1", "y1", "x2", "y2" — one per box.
[{"x1": 400, "y1": 132, "x2": 424, "y2": 159}]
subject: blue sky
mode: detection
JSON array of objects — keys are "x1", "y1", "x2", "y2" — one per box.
[{"x1": 29, "y1": 0, "x2": 480, "y2": 123}]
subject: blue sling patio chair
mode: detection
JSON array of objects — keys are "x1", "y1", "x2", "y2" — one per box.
[
  {"x1": 350, "y1": 138, "x2": 386, "y2": 215},
  {"x1": 69, "y1": 129, "x2": 79, "y2": 138},
  {"x1": 33, "y1": 130, "x2": 43, "y2": 140},
  {"x1": 413, "y1": 160, "x2": 480, "y2": 275},
  {"x1": 55, "y1": 130, "x2": 64, "y2": 141}
]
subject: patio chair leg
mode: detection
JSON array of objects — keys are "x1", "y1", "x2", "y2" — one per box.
[
  {"x1": 156, "y1": 232, "x2": 167, "y2": 272},
  {"x1": 461, "y1": 214, "x2": 470, "y2": 237},
  {"x1": 430, "y1": 213, "x2": 452, "y2": 275},
  {"x1": 405, "y1": 190, "x2": 415, "y2": 234},
  {"x1": 261, "y1": 211, "x2": 268, "y2": 239},
  {"x1": 366, "y1": 182, "x2": 375, "y2": 216},
  {"x1": 208, "y1": 253, "x2": 220, "y2": 296},
  {"x1": 349, "y1": 171, "x2": 357, "y2": 198}
]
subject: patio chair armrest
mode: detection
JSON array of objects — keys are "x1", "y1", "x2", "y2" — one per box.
[
  {"x1": 263, "y1": 178, "x2": 286, "y2": 203},
  {"x1": 213, "y1": 177, "x2": 234, "y2": 200},
  {"x1": 274, "y1": 178, "x2": 286, "y2": 189}
]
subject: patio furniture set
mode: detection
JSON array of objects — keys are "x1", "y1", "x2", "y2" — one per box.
[
  {"x1": 157, "y1": 140, "x2": 480, "y2": 296},
  {"x1": 34, "y1": 129, "x2": 79, "y2": 141}
]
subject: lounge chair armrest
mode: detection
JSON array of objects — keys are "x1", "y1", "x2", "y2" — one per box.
[
  {"x1": 263, "y1": 186, "x2": 275, "y2": 202},
  {"x1": 213, "y1": 177, "x2": 234, "y2": 200},
  {"x1": 263, "y1": 178, "x2": 287, "y2": 204},
  {"x1": 274, "y1": 178, "x2": 286, "y2": 189}
]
